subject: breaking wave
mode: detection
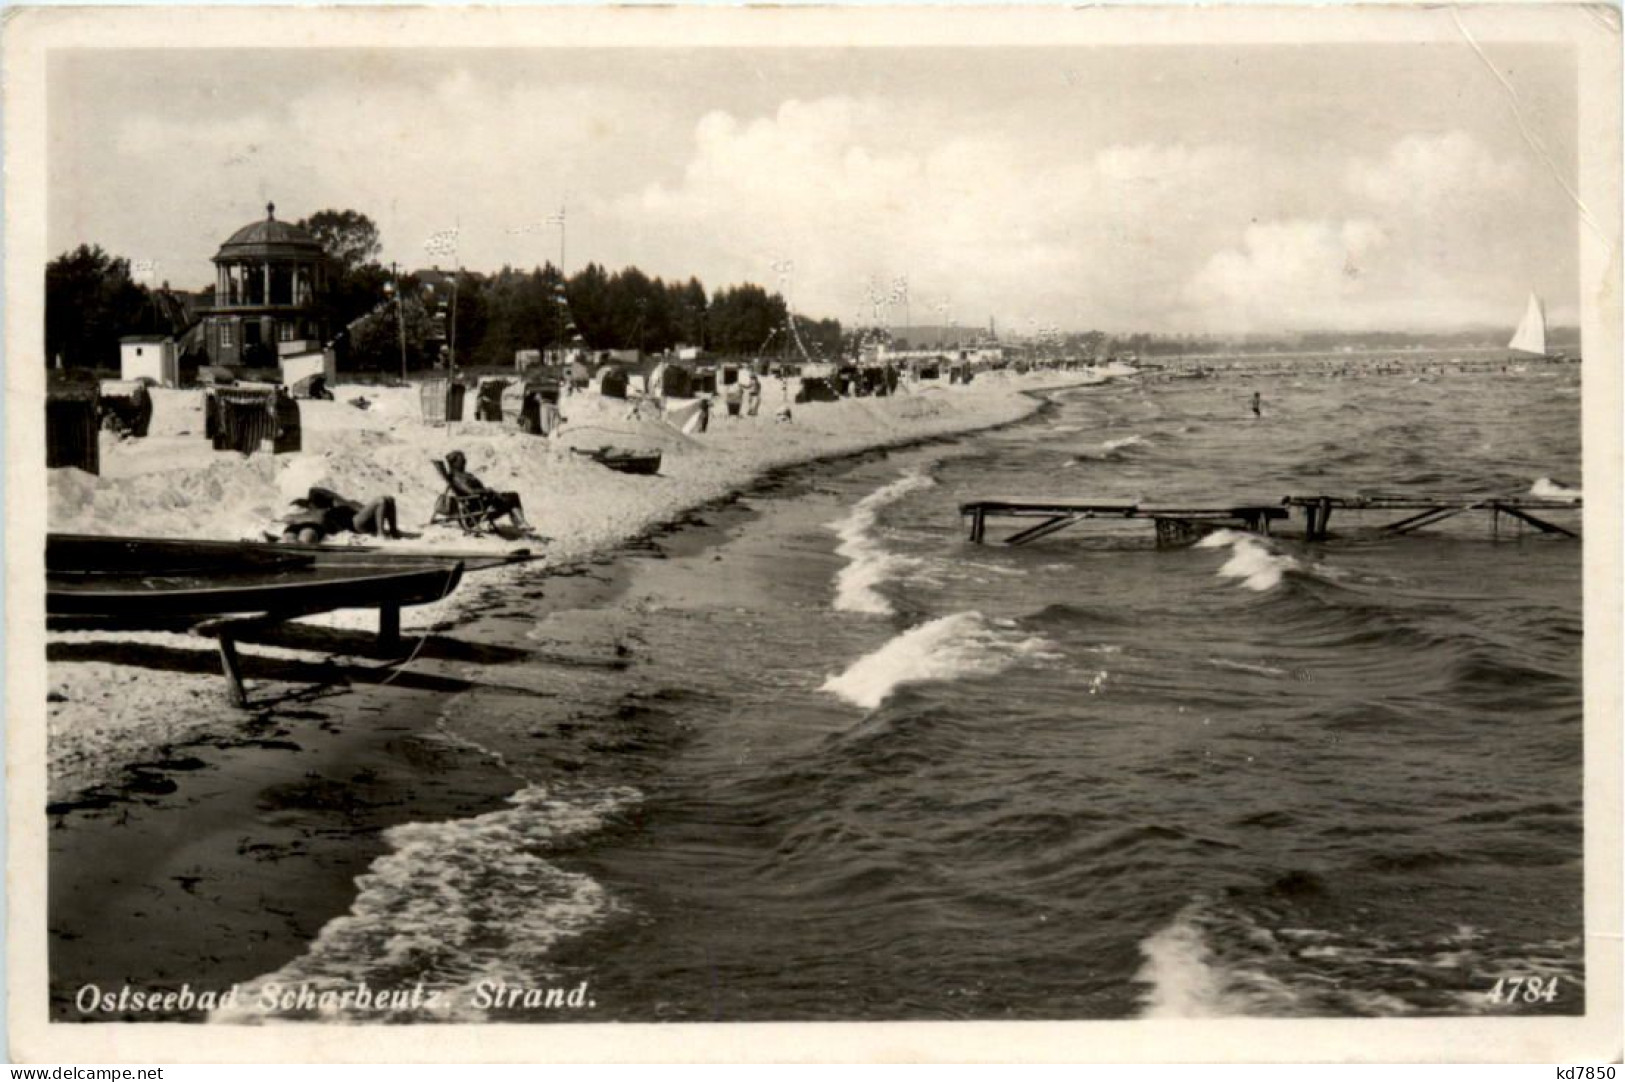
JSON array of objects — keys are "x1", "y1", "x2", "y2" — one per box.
[
  {"x1": 1197, "y1": 529, "x2": 1299, "y2": 592},
  {"x1": 820, "y1": 611, "x2": 1060, "y2": 710},
  {"x1": 829, "y1": 469, "x2": 936, "y2": 615},
  {"x1": 212, "y1": 785, "x2": 637, "y2": 1023}
]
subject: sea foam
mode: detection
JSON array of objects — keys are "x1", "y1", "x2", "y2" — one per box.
[
  {"x1": 1135, "y1": 905, "x2": 1300, "y2": 1018},
  {"x1": 1197, "y1": 529, "x2": 1297, "y2": 592},
  {"x1": 1530, "y1": 477, "x2": 1582, "y2": 502},
  {"x1": 820, "y1": 611, "x2": 1059, "y2": 710},
  {"x1": 1136, "y1": 909, "x2": 1230, "y2": 1018},
  {"x1": 211, "y1": 784, "x2": 637, "y2": 1023},
  {"x1": 829, "y1": 469, "x2": 935, "y2": 615}
]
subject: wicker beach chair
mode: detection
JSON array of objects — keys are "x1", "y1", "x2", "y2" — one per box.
[{"x1": 429, "y1": 458, "x2": 505, "y2": 534}]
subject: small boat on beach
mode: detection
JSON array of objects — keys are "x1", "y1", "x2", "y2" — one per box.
[
  {"x1": 46, "y1": 533, "x2": 507, "y2": 705},
  {"x1": 46, "y1": 533, "x2": 468, "y2": 621},
  {"x1": 572, "y1": 446, "x2": 663, "y2": 475}
]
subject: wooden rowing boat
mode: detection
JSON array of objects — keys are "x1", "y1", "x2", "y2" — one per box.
[
  {"x1": 572, "y1": 446, "x2": 663, "y2": 475},
  {"x1": 46, "y1": 533, "x2": 465, "y2": 620},
  {"x1": 46, "y1": 533, "x2": 497, "y2": 706}
]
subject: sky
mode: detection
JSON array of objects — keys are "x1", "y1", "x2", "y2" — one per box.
[{"x1": 48, "y1": 43, "x2": 1580, "y2": 335}]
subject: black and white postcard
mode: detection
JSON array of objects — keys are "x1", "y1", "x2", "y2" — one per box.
[{"x1": 5, "y1": 3, "x2": 1620, "y2": 1063}]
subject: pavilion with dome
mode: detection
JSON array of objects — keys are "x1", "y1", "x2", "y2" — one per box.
[{"x1": 200, "y1": 203, "x2": 330, "y2": 369}]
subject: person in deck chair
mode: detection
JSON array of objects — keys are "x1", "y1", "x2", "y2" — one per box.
[{"x1": 444, "y1": 450, "x2": 532, "y2": 530}]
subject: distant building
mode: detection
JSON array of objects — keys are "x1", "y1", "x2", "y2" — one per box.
[{"x1": 200, "y1": 203, "x2": 329, "y2": 369}]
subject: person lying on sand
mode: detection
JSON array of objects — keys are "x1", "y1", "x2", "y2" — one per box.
[
  {"x1": 282, "y1": 486, "x2": 401, "y2": 543},
  {"x1": 444, "y1": 450, "x2": 532, "y2": 530}
]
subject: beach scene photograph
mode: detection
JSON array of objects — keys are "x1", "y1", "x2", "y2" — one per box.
[{"x1": 7, "y1": 4, "x2": 1621, "y2": 1063}]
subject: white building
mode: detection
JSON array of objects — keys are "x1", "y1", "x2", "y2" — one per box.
[
  {"x1": 280, "y1": 348, "x2": 335, "y2": 387},
  {"x1": 119, "y1": 335, "x2": 179, "y2": 387}
]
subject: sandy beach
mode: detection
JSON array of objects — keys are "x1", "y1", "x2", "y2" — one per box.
[
  {"x1": 46, "y1": 368, "x2": 1117, "y2": 803},
  {"x1": 46, "y1": 368, "x2": 1125, "y2": 1020}
]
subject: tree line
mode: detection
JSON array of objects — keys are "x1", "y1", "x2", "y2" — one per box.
[{"x1": 44, "y1": 209, "x2": 845, "y2": 372}]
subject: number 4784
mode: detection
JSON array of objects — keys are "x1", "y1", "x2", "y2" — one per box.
[{"x1": 1488, "y1": 976, "x2": 1560, "y2": 1004}]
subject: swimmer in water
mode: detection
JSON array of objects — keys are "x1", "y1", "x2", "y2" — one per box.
[{"x1": 1251, "y1": 391, "x2": 1262, "y2": 417}]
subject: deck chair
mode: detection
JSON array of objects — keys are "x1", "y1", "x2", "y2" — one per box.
[{"x1": 430, "y1": 458, "x2": 505, "y2": 534}]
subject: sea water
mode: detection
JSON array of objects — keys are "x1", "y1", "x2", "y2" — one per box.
[{"x1": 224, "y1": 362, "x2": 1584, "y2": 1021}]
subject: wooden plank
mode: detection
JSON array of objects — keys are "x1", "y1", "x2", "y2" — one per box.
[
  {"x1": 1382, "y1": 506, "x2": 1470, "y2": 535},
  {"x1": 959, "y1": 500, "x2": 1138, "y2": 516},
  {"x1": 1494, "y1": 503, "x2": 1578, "y2": 538},
  {"x1": 1283, "y1": 495, "x2": 1581, "y2": 512},
  {"x1": 1005, "y1": 514, "x2": 1084, "y2": 546}
]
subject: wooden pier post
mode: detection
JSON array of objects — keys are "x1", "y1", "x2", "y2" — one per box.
[
  {"x1": 379, "y1": 604, "x2": 402, "y2": 650},
  {"x1": 215, "y1": 633, "x2": 248, "y2": 708}
]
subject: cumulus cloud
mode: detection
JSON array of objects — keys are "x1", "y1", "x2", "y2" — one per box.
[
  {"x1": 1347, "y1": 130, "x2": 1524, "y2": 210},
  {"x1": 607, "y1": 96, "x2": 1256, "y2": 329},
  {"x1": 1184, "y1": 219, "x2": 1388, "y2": 331},
  {"x1": 54, "y1": 55, "x2": 1576, "y2": 334}
]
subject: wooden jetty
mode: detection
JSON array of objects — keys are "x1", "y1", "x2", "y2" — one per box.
[
  {"x1": 1282, "y1": 494, "x2": 1581, "y2": 541},
  {"x1": 959, "y1": 499, "x2": 1287, "y2": 547},
  {"x1": 961, "y1": 494, "x2": 1581, "y2": 546}
]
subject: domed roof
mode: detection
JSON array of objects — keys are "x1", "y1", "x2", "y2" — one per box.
[{"x1": 214, "y1": 203, "x2": 327, "y2": 262}]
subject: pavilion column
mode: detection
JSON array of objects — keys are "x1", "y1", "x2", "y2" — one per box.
[{"x1": 262, "y1": 262, "x2": 271, "y2": 305}]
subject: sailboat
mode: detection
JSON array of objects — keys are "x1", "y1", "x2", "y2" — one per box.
[{"x1": 1508, "y1": 291, "x2": 1556, "y2": 362}]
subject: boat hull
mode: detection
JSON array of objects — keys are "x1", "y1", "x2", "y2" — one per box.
[{"x1": 46, "y1": 534, "x2": 465, "y2": 619}]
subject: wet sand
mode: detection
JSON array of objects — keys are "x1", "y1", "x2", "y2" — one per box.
[
  {"x1": 46, "y1": 390, "x2": 1086, "y2": 1023},
  {"x1": 46, "y1": 491, "x2": 774, "y2": 1022},
  {"x1": 47, "y1": 551, "x2": 636, "y2": 1020}
]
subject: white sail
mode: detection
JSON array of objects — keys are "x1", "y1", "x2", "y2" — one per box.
[{"x1": 1508, "y1": 292, "x2": 1547, "y2": 356}]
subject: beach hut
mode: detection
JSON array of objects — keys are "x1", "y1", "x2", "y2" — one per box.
[
  {"x1": 647, "y1": 362, "x2": 694, "y2": 399},
  {"x1": 856, "y1": 367, "x2": 890, "y2": 397},
  {"x1": 691, "y1": 367, "x2": 718, "y2": 396},
  {"x1": 419, "y1": 378, "x2": 467, "y2": 424},
  {"x1": 97, "y1": 380, "x2": 154, "y2": 437},
  {"x1": 119, "y1": 335, "x2": 179, "y2": 388},
  {"x1": 795, "y1": 377, "x2": 840, "y2": 404},
  {"x1": 46, "y1": 386, "x2": 101, "y2": 475},
  {"x1": 210, "y1": 387, "x2": 301, "y2": 455},
  {"x1": 594, "y1": 365, "x2": 630, "y2": 399},
  {"x1": 475, "y1": 378, "x2": 510, "y2": 421},
  {"x1": 500, "y1": 381, "x2": 562, "y2": 435},
  {"x1": 280, "y1": 349, "x2": 334, "y2": 389}
]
